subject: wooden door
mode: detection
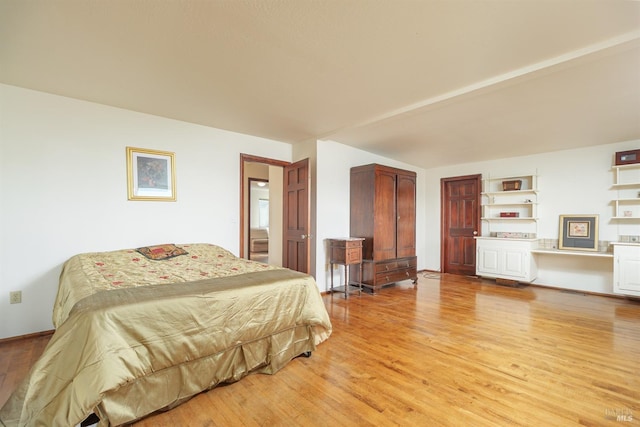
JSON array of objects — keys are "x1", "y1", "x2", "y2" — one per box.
[
  {"x1": 350, "y1": 167, "x2": 375, "y2": 260},
  {"x1": 373, "y1": 169, "x2": 397, "y2": 261},
  {"x1": 396, "y1": 172, "x2": 416, "y2": 258},
  {"x1": 441, "y1": 174, "x2": 481, "y2": 275},
  {"x1": 283, "y1": 158, "x2": 310, "y2": 273}
]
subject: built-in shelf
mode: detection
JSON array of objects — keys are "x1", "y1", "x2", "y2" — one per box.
[
  {"x1": 481, "y1": 172, "x2": 538, "y2": 236},
  {"x1": 612, "y1": 182, "x2": 640, "y2": 187},
  {"x1": 482, "y1": 217, "x2": 538, "y2": 221},
  {"x1": 483, "y1": 202, "x2": 538, "y2": 205},
  {"x1": 482, "y1": 189, "x2": 539, "y2": 196},
  {"x1": 612, "y1": 164, "x2": 640, "y2": 220}
]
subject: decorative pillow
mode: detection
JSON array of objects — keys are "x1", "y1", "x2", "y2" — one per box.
[{"x1": 136, "y1": 244, "x2": 188, "y2": 260}]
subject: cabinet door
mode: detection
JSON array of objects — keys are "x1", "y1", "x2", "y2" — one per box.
[
  {"x1": 396, "y1": 173, "x2": 416, "y2": 258},
  {"x1": 477, "y1": 245, "x2": 500, "y2": 276},
  {"x1": 373, "y1": 170, "x2": 397, "y2": 260},
  {"x1": 350, "y1": 168, "x2": 376, "y2": 260},
  {"x1": 614, "y1": 246, "x2": 640, "y2": 295},
  {"x1": 503, "y1": 248, "x2": 528, "y2": 279}
]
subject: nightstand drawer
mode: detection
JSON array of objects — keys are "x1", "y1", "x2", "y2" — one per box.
[{"x1": 344, "y1": 239, "x2": 362, "y2": 248}]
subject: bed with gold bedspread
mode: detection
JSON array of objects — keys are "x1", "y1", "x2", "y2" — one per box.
[{"x1": 0, "y1": 244, "x2": 332, "y2": 426}]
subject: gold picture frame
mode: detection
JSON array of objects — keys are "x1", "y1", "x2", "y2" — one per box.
[
  {"x1": 126, "y1": 147, "x2": 176, "y2": 201},
  {"x1": 558, "y1": 214, "x2": 599, "y2": 251}
]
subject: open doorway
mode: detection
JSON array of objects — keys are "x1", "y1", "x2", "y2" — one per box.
[
  {"x1": 240, "y1": 154, "x2": 312, "y2": 274},
  {"x1": 240, "y1": 154, "x2": 288, "y2": 266}
]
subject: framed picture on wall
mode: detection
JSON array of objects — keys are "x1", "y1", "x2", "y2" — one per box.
[
  {"x1": 126, "y1": 147, "x2": 176, "y2": 201},
  {"x1": 558, "y1": 214, "x2": 599, "y2": 251}
]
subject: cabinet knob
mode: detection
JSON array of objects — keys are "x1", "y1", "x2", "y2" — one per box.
[{"x1": 473, "y1": 231, "x2": 478, "y2": 236}]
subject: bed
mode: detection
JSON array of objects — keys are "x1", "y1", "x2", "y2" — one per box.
[{"x1": 0, "y1": 243, "x2": 332, "y2": 426}]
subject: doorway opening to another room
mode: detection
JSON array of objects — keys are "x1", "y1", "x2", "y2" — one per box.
[
  {"x1": 241, "y1": 156, "x2": 286, "y2": 267},
  {"x1": 240, "y1": 154, "x2": 311, "y2": 274}
]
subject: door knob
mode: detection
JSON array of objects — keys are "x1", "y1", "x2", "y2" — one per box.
[{"x1": 473, "y1": 231, "x2": 478, "y2": 235}]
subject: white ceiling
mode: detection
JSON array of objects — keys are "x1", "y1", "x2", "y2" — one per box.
[{"x1": 1, "y1": 1, "x2": 639, "y2": 169}]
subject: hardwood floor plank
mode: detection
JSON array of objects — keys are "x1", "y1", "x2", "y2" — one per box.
[{"x1": 1, "y1": 274, "x2": 638, "y2": 426}]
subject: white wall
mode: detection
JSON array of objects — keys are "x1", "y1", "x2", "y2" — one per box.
[
  {"x1": 0, "y1": 84, "x2": 292, "y2": 339},
  {"x1": 1, "y1": 83, "x2": 637, "y2": 339},
  {"x1": 422, "y1": 140, "x2": 640, "y2": 294}
]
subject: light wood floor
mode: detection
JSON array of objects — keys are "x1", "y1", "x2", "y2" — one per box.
[{"x1": 1, "y1": 273, "x2": 639, "y2": 426}]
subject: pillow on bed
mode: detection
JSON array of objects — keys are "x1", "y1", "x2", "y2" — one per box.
[{"x1": 136, "y1": 244, "x2": 188, "y2": 260}]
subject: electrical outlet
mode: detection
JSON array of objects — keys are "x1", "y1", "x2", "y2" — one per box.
[{"x1": 10, "y1": 291, "x2": 22, "y2": 304}]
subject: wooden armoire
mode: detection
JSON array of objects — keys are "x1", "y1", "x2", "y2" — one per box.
[{"x1": 350, "y1": 164, "x2": 417, "y2": 293}]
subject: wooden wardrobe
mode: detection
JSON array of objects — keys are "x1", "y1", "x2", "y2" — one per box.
[{"x1": 350, "y1": 164, "x2": 417, "y2": 293}]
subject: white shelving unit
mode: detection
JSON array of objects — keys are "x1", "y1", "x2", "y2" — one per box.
[
  {"x1": 612, "y1": 164, "x2": 640, "y2": 220},
  {"x1": 481, "y1": 173, "x2": 538, "y2": 237}
]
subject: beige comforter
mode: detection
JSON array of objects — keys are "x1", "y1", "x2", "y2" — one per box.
[{"x1": 0, "y1": 244, "x2": 332, "y2": 426}]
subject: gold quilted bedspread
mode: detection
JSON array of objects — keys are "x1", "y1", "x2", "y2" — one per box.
[
  {"x1": 0, "y1": 244, "x2": 332, "y2": 426},
  {"x1": 53, "y1": 243, "x2": 279, "y2": 328}
]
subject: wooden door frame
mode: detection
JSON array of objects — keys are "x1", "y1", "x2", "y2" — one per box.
[
  {"x1": 440, "y1": 174, "x2": 482, "y2": 274},
  {"x1": 239, "y1": 154, "x2": 289, "y2": 259}
]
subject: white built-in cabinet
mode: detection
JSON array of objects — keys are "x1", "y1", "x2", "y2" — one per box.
[
  {"x1": 613, "y1": 243, "x2": 640, "y2": 297},
  {"x1": 612, "y1": 164, "x2": 640, "y2": 220},
  {"x1": 476, "y1": 237, "x2": 538, "y2": 283},
  {"x1": 475, "y1": 161, "x2": 640, "y2": 292}
]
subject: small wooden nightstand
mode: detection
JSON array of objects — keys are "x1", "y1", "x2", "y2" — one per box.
[{"x1": 328, "y1": 237, "x2": 364, "y2": 298}]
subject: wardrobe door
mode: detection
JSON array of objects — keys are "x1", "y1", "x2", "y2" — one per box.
[
  {"x1": 373, "y1": 169, "x2": 397, "y2": 261},
  {"x1": 396, "y1": 172, "x2": 416, "y2": 258},
  {"x1": 350, "y1": 166, "x2": 375, "y2": 260}
]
